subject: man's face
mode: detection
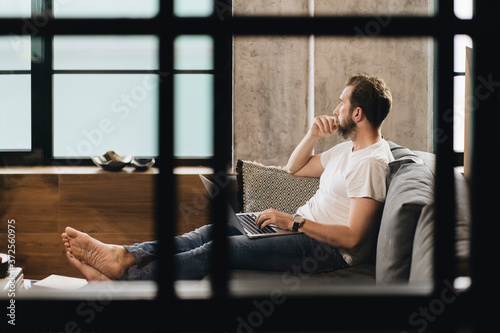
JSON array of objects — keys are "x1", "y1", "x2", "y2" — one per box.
[{"x1": 334, "y1": 86, "x2": 357, "y2": 140}]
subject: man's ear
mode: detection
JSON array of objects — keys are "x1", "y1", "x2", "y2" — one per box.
[{"x1": 353, "y1": 107, "x2": 364, "y2": 122}]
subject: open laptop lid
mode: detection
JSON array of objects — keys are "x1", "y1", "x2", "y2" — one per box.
[
  {"x1": 199, "y1": 174, "x2": 300, "y2": 238},
  {"x1": 198, "y1": 174, "x2": 246, "y2": 234}
]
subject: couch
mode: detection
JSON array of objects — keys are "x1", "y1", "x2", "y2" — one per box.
[{"x1": 228, "y1": 141, "x2": 470, "y2": 286}]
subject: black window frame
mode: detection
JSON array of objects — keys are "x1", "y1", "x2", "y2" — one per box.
[
  {"x1": 1, "y1": 0, "x2": 498, "y2": 332},
  {"x1": 0, "y1": 0, "x2": 217, "y2": 167}
]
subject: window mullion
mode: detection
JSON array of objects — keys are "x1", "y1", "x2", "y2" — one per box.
[{"x1": 31, "y1": 0, "x2": 53, "y2": 164}]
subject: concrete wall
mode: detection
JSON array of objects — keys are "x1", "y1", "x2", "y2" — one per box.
[
  {"x1": 233, "y1": 1, "x2": 311, "y2": 166},
  {"x1": 233, "y1": 0, "x2": 433, "y2": 166},
  {"x1": 313, "y1": 37, "x2": 433, "y2": 154}
]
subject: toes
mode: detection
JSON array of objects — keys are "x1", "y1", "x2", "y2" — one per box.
[
  {"x1": 65, "y1": 226, "x2": 80, "y2": 238},
  {"x1": 66, "y1": 251, "x2": 79, "y2": 266}
]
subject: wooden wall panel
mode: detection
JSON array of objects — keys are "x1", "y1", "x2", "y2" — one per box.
[
  {"x1": 0, "y1": 167, "x2": 209, "y2": 280},
  {"x1": 0, "y1": 174, "x2": 59, "y2": 233},
  {"x1": 13, "y1": 233, "x2": 70, "y2": 280},
  {"x1": 58, "y1": 173, "x2": 156, "y2": 235}
]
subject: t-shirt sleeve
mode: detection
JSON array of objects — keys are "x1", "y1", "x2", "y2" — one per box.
[{"x1": 345, "y1": 157, "x2": 388, "y2": 202}]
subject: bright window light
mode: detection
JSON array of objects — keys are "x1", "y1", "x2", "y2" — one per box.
[
  {"x1": 453, "y1": 35, "x2": 473, "y2": 153},
  {"x1": 454, "y1": 0, "x2": 473, "y2": 19},
  {"x1": 174, "y1": 0, "x2": 214, "y2": 17},
  {"x1": 174, "y1": 74, "x2": 214, "y2": 157},
  {"x1": 54, "y1": 0, "x2": 159, "y2": 18},
  {"x1": 174, "y1": 36, "x2": 214, "y2": 70},
  {"x1": 454, "y1": 35, "x2": 473, "y2": 73},
  {"x1": 0, "y1": 75, "x2": 31, "y2": 151},
  {"x1": 54, "y1": 36, "x2": 159, "y2": 70},
  {"x1": 0, "y1": 0, "x2": 30, "y2": 17},
  {"x1": 0, "y1": 36, "x2": 31, "y2": 70},
  {"x1": 53, "y1": 75, "x2": 159, "y2": 158}
]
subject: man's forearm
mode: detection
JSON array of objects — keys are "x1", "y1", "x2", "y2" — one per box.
[
  {"x1": 299, "y1": 219, "x2": 360, "y2": 252},
  {"x1": 300, "y1": 198, "x2": 383, "y2": 252},
  {"x1": 286, "y1": 132, "x2": 319, "y2": 174}
]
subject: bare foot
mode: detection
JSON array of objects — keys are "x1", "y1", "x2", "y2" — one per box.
[
  {"x1": 63, "y1": 227, "x2": 136, "y2": 280},
  {"x1": 66, "y1": 251, "x2": 110, "y2": 281}
]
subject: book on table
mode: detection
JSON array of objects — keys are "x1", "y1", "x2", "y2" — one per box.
[{"x1": 0, "y1": 266, "x2": 24, "y2": 292}]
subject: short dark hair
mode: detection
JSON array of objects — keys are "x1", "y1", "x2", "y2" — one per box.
[{"x1": 346, "y1": 74, "x2": 392, "y2": 128}]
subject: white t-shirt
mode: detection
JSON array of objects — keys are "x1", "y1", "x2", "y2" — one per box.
[{"x1": 296, "y1": 139, "x2": 394, "y2": 266}]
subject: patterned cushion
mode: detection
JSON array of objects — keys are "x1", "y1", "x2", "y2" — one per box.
[{"x1": 236, "y1": 160, "x2": 319, "y2": 214}]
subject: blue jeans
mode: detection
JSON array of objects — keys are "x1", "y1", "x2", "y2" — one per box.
[{"x1": 122, "y1": 224, "x2": 349, "y2": 280}]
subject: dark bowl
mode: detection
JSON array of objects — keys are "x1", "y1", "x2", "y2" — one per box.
[
  {"x1": 130, "y1": 158, "x2": 155, "y2": 171},
  {"x1": 91, "y1": 151, "x2": 133, "y2": 171}
]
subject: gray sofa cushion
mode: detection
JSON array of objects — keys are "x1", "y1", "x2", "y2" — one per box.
[
  {"x1": 408, "y1": 202, "x2": 434, "y2": 284},
  {"x1": 408, "y1": 151, "x2": 471, "y2": 280},
  {"x1": 376, "y1": 161, "x2": 434, "y2": 284},
  {"x1": 389, "y1": 142, "x2": 424, "y2": 164}
]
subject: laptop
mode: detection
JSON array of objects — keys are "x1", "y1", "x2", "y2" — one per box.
[{"x1": 199, "y1": 174, "x2": 300, "y2": 239}]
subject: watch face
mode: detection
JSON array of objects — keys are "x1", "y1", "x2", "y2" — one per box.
[{"x1": 295, "y1": 215, "x2": 305, "y2": 223}]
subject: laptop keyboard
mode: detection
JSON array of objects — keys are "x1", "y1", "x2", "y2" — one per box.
[{"x1": 238, "y1": 214, "x2": 277, "y2": 235}]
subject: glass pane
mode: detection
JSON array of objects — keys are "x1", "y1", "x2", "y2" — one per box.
[
  {"x1": 0, "y1": 36, "x2": 31, "y2": 70},
  {"x1": 174, "y1": 74, "x2": 213, "y2": 157},
  {"x1": 174, "y1": 0, "x2": 214, "y2": 17},
  {"x1": 53, "y1": 74, "x2": 159, "y2": 157},
  {"x1": 174, "y1": 36, "x2": 213, "y2": 70},
  {"x1": 54, "y1": 0, "x2": 159, "y2": 18},
  {"x1": 454, "y1": 76, "x2": 466, "y2": 152},
  {"x1": 455, "y1": 0, "x2": 473, "y2": 19},
  {"x1": 454, "y1": 35, "x2": 473, "y2": 73},
  {"x1": 0, "y1": 75, "x2": 31, "y2": 151},
  {"x1": 0, "y1": 0, "x2": 30, "y2": 17},
  {"x1": 54, "y1": 36, "x2": 159, "y2": 70}
]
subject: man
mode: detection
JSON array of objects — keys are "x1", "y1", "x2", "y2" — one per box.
[{"x1": 62, "y1": 74, "x2": 394, "y2": 281}]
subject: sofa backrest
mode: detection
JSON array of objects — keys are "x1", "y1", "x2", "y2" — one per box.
[
  {"x1": 376, "y1": 142, "x2": 435, "y2": 284},
  {"x1": 377, "y1": 142, "x2": 470, "y2": 285}
]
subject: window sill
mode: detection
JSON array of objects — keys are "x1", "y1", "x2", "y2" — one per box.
[
  {"x1": 0, "y1": 166, "x2": 216, "y2": 175},
  {"x1": 173, "y1": 166, "x2": 213, "y2": 175},
  {"x1": 0, "y1": 165, "x2": 159, "y2": 174}
]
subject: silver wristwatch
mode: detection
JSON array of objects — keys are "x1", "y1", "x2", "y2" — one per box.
[{"x1": 292, "y1": 214, "x2": 305, "y2": 232}]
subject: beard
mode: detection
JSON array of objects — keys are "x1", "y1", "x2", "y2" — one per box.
[{"x1": 337, "y1": 115, "x2": 357, "y2": 140}]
